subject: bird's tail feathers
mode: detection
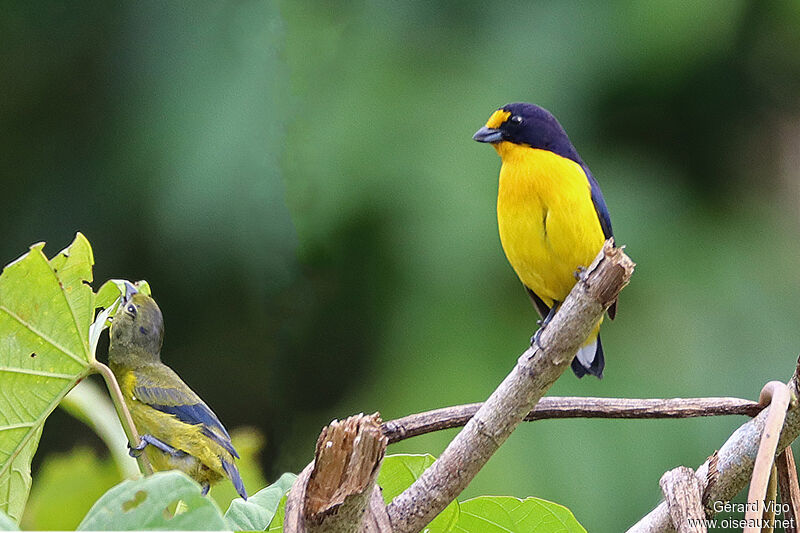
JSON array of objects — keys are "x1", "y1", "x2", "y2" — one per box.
[
  {"x1": 221, "y1": 457, "x2": 248, "y2": 500},
  {"x1": 571, "y1": 335, "x2": 604, "y2": 379}
]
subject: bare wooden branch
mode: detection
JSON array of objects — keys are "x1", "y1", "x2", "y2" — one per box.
[
  {"x1": 659, "y1": 467, "x2": 705, "y2": 533},
  {"x1": 776, "y1": 448, "x2": 800, "y2": 532},
  {"x1": 387, "y1": 240, "x2": 634, "y2": 533},
  {"x1": 627, "y1": 359, "x2": 800, "y2": 533},
  {"x1": 382, "y1": 396, "x2": 761, "y2": 443},
  {"x1": 360, "y1": 488, "x2": 393, "y2": 533},
  {"x1": 285, "y1": 414, "x2": 389, "y2": 533},
  {"x1": 744, "y1": 382, "x2": 791, "y2": 532}
]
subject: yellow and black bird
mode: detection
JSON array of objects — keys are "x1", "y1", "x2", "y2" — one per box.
[
  {"x1": 108, "y1": 288, "x2": 247, "y2": 498},
  {"x1": 473, "y1": 102, "x2": 615, "y2": 378}
]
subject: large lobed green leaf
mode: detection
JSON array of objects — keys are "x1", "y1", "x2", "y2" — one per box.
[
  {"x1": 0, "y1": 234, "x2": 99, "y2": 522},
  {"x1": 78, "y1": 471, "x2": 228, "y2": 531},
  {"x1": 377, "y1": 454, "x2": 585, "y2": 533}
]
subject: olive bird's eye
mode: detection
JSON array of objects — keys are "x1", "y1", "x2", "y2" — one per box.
[
  {"x1": 127, "y1": 304, "x2": 137, "y2": 316},
  {"x1": 509, "y1": 115, "x2": 523, "y2": 126}
]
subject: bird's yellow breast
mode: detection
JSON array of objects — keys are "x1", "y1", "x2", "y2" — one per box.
[{"x1": 495, "y1": 142, "x2": 605, "y2": 306}]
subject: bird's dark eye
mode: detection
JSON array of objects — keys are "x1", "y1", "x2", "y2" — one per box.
[
  {"x1": 509, "y1": 115, "x2": 523, "y2": 126},
  {"x1": 127, "y1": 304, "x2": 137, "y2": 316}
]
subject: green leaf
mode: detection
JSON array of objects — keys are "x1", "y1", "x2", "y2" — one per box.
[
  {"x1": 210, "y1": 427, "x2": 269, "y2": 511},
  {"x1": 21, "y1": 447, "x2": 121, "y2": 530},
  {"x1": 224, "y1": 472, "x2": 296, "y2": 531},
  {"x1": 0, "y1": 426, "x2": 40, "y2": 527},
  {"x1": 133, "y1": 280, "x2": 151, "y2": 296},
  {"x1": 265, "y1": 495, "x2": 287, "y2": 532},
  {"x1": 377, "y1": 454, "x2": 459, "y2": 532},
  {"x1": 0, "y1": 234, "x2": 97, "y2": 521},
  {"x1": 376, "y1": 455, "x2": 584, "y2": 533},
  {"x1": 94, "y1": 280, "x2": 122, "y2": 311},
  {"x1": 378, "y1": 453, "x2": 435, "y2": 502},
  {"x1": 77, "y1": 471, "x2": 229, "y2": 531},
  {"x1": 453, "y1": 496, "x2": 586, "y2": 533},
  {"x1": 46, "y1": 233, "x2": 95, "y2": 358},
  {"x1": 0, "y1": 509, "x2": 18, "y2": 531}
]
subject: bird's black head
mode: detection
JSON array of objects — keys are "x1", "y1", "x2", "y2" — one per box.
[
  {"x1": 109, "y1": 292, "x2": 165, "y2": 360},
  {"x1": 473, "y1": 102, "x2": 582, "y2": 164}
]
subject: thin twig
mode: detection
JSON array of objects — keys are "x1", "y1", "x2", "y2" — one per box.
[
  {"x1": 387, "y1": 240, "x2": 634, "y2": 533},
  {"x1": 627, "y1": 359, "x2": 800, "y2": 533},
  {"x1": 382, "y1": 397, "x2": 761, "y2": 443},
  {"x1": 91, "y1": 361, "x2": 153, "y2": 475},
  {"x1": 744, "y1": 381, "x2": 791, "y2": 532}
]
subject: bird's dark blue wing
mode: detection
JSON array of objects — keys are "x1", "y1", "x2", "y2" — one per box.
[
  {"x1": 221, "y1": 458, "x2": 248, "y2": 500},
  {"x1": 153, "y1": 402, "x2": 239, "y2": 459},
  {"x1": 582, "y1": 164, "x2": 613, "y2": 240},
  {"x1": 525, "y1": 286, "x2": 551, "y2": 320},
  {"x1": 582, "y1": 164, "x2": 617, "y2": 319},
  {"x1": 133, "y1": 380, "x2": 240, "y2": 459}
]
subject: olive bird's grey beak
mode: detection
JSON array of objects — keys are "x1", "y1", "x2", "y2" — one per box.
[{"x1": 122, "y1": 281, "x2": 138, "y2": 303}]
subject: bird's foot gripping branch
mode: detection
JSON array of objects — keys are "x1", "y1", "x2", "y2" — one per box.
[{"x1": 284, "y1": 240, "x2": 634, "y2": 533}]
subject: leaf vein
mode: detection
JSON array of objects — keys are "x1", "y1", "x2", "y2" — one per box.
[
  {"x1": 0, "y1": 423, "x2": 35, "y2": 432},
  {"x1": 0, "y1": 305, "x2": 87, "y2": 367},
  {"x1": 0, "y1": 371, "x2": 88, "y2": 480},
  {"x1": 0, "y1": 367, "x2": 74, "y2": 379},
  {"x1": 48, "y1": 259, "x2": 91, "y2": 361}
]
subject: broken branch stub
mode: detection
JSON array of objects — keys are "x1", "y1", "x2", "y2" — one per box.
[
  {"x1": 659, "y1": 467, "x2": 705, "y2": 533},
  {"x1": 285, "y1": 413, "x2": 390, "y2": 533}
]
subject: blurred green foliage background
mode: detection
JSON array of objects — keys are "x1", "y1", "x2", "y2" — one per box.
[{"x1": 4, "y1": 1, "x2": 800, "y2": 530}]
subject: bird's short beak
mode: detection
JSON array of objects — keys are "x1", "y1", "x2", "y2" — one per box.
[
  {"x1": 472, "y1": 126, "x2": 503, "y2": 143},
  {"x1": 122, "y1": 281, "x2": 138, "y2": 303}
]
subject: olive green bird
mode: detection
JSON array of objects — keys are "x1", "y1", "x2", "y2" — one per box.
[{"x1": 108, "y1": 289, "x2": 247, "y2": 499}]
